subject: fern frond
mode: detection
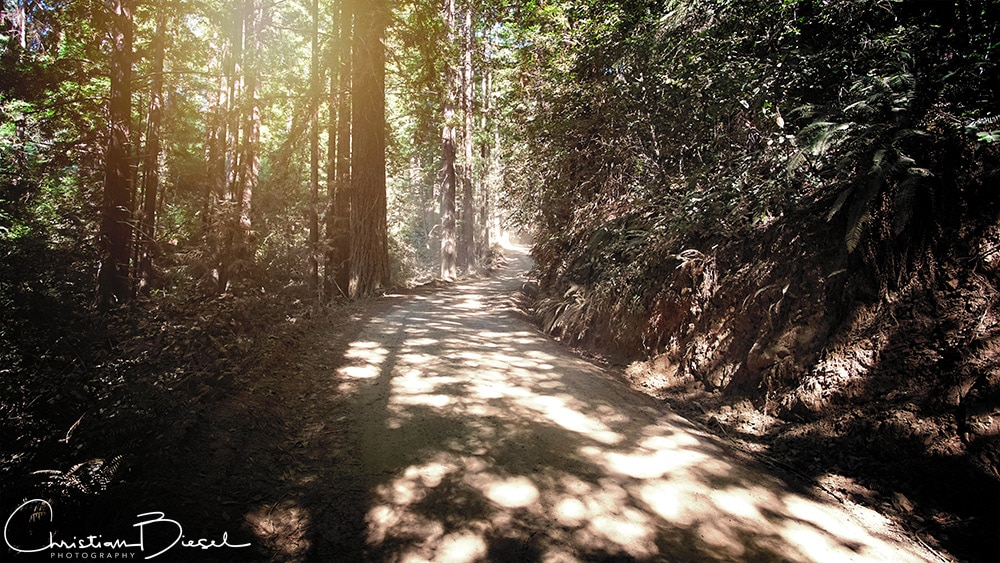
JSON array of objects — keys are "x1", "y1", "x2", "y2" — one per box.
[
  {"x1": 844, "y1": 181, "x2": 880, "y2": 253},
  {"x1": 810, "y1": 122, "x2": 853, "y2": 157},
  {"x1": 845, "y1": 209, "x2": 870, "y2": 253},
  {"x1": 969, "y1": 115, "x2": 1000, "y2": 129},
  {"x1": 788, "y1": 104, "x2": 819, "y2": 119},
  {"x1": 28, "y1": 502, "x2": 52, "y2": 524},
  {"x1": 827, "y1": 187, "x2": 854, "y2": 222},
  {"x1": 886, "y1": 71, "x2": 916, "y2": 90},
  {"x1": 893, "y1": 176, "x2": 920, "y2": 235},
  {"x1": 52, "y1": 456, "x2": 126, "y2": 495},
  {"x1": 895, "y1": 154, "x2": 917, "y2": 170},
  {"x1": 844, "y1": 98, "x2": 878, "y2": 119},
  {"x1": 786, "y1": 150, "x2": 808, "y2": 173},
  {"x1": 976, "y1": 131, "x2": 1000, "y2": 143},
  {"x1": 870, "y1": 149, "x2": 888, "y2": 175},
  {"x1": 893, "y1": 127, "x2": 929, "y2": 142},
  {"x1": 800, "y1": 120, "x2": 836, "y2": 137}
]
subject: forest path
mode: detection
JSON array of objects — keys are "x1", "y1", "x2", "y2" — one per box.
[
  {"x1": 138, "y1": 247, "x2": 940, "y2": 562},
  {"x1": 244, "y1": 246, "x2": 937, "y2": 562}
]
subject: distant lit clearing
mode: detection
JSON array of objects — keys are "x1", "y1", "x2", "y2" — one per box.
[{"x1": 252, "y1": 250, "x2": 933, "y2": 562}]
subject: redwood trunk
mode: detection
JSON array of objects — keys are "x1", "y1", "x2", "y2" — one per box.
[
  {"x1": 137, "y1": 6, "x2": 166, "y2": 291},
  {"x1": 98, "y1": 0, "x2": 134, "y2": 306},
  {"x1": 309, "y1": 0, "x2": 321, "y2": 295},
  {"x1": 349, "y1": 0, "x2": 388, "y2": 298},
  {"x1": 458, "y1": 4, "x2": 475, "y2": 271},
  {"x1": 237, "y1": 0, "x2": 260, "y2": 260},
  {"x1": 439, "y1": 0, "x2": 458, "y2": 280},
  {"x1": 327, "y1": 0, "x2": 352, "y2": 298}
]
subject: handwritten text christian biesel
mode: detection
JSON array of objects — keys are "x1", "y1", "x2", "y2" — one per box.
[{"x1": 5, "y1": 499, "x2": 252, "y2": 560}]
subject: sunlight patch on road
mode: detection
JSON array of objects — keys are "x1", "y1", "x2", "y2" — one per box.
[
  {"x1": 404, "y1": 337, "x2": 439, "y2": 347},
  {"x1": 399, "y1": 352, "x2": 437, "y2": 365},
  {"x1": 708, "y1": 487, "x2": 769, "y2": 521},
  {"x1": 426, "y1": 531, "x2": 488, "y2": 563},
  {"x1": 481, "y1": 475, "x2": 540, "y2": 508},
  {"x1": 395, "y1": 393, "x2": 453, "y2": 409},
  {"x1": 696, "y1": 518, "x2": 747, "y2": 556},
  {"x1": 588, "y1": 509, "x2": 657, "y2": 558},
  {"x1": 365, "y1": 454, "x2": 479, "y2": 556},
  {"x1": 553, "y1": 497, "x2": 588, "y2": 526},
  {"x1": 454, "y1": 296, "x2": 484, "y2": 310},
  {"x1": 778, "y1": 495, "x2": 914, "y2": 562},
  {"x1": 377, "y1": 337, "x2": 628, "y2": 447},
  {"x1": 523, "y1": 394, "x2": 624, "y2": 445},
  {"x1": 582, "y1": 430, "x2": 724, "y2": 480},
  {"x1": 782, "y1": 521, "x2": 844, "y2": 558},
  {"x1": 338, "y1": 341, "x2": 388, "y2": 378}
]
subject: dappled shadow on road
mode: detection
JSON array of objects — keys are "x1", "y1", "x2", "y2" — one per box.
[{"x1": 245, "y1": 249, "x2": 932, "y2": 562}]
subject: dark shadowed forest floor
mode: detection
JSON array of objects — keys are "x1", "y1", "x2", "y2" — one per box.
[{"x1": 3, "y1": 247, "x2": 962, "y2": 562}]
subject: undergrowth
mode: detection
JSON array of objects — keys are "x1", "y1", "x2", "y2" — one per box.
[{"x1": 0, "y1": 234, "x2": 323, "y2": 522}]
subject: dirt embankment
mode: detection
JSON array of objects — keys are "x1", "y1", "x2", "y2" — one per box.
[{"x1": 530, "y1": 207, "x2": 1000, "y2": 561}]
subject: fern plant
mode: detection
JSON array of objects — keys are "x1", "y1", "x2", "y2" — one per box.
[
  {"x1": 32, "y1": 455, "x2": 126, "y2": 498},
  {"x1": 789, "y1": 53, "x2": 934, "y2": 253},
  {"x1": 967, "y1": 115, "x2": 1000, "y2": 143}
]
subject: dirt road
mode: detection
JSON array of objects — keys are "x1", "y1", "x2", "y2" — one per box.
[{"x1": 114, "y1": 246, "x2": 942, "y2": 562}]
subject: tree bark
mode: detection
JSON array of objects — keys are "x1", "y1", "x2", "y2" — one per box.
[
  {"x1": 203, "y1": 9, "x2": 233, "y2": 230},
  {"x1": 439, "y1": 0, "x2": 458, "y2": 280},
  {"x1": 216, "y1": 0, "x2": 244, "y2": 292},
  {"x1": 478, "y1": 66, "x2": 492, "y2": 257},
  {"x1": 326, "y1": 0, "x2": 352, "y2": 298},
  {"x1": 226, "y1": 0, "x2": 244, "y2": 203},
  {"x1": 97, "y1": 0, "x2": 134, "y2": 306},
  {"x1": 458, "y1": 3, "x2": 475, "y2": 271},
  {"x1": 349, "y1": 0, "x2": 388, "y2": 298},
  {"x1": 137, "y1": 5, "x2": 166, "y2": 293},
  {"x1": 309, "y1": 0, "x2": 321, "y2": 296},
  {"x1": 14, "y1": 0, "x2": 26, "y2": 49},
  {"x1": 237, "y1": 0, "x2": 260, "y2": 260}
]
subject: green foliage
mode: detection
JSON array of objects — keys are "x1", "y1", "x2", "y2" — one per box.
[{"x1": 501, "y1": 0, "x2": 1000, "y2": 350}]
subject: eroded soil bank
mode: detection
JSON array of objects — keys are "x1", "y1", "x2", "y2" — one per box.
[{"x1": 531, "y1": 205, "x2": 1000, "y2": 561}]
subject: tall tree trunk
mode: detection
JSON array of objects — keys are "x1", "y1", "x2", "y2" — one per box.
[
  {"x1": 457, "y1": 3, "x2": 475, "y2": 271},
  {"x1": 308, "y1": 0, "x2": 321, "y2": 296},
  {"x1": 216, "y1": 0, "x2": 243, "y2": 292},
  {"x1": 201, "y1": 104, "x2": 216, "y2": 229},
  {"x1": 237, "y1": 0, "x2": 260, "y2": 261},
  {"x1": 98, "y1": 0, "x2": 133, "y2": 306},
  {"x1": 439, "y1": 0, "x2": 458, "y2": 280},
  {"x1": 203, "y1": 17, "x2": 232, "y2": 230},
  {"x1": 349, "y1": 0, "x2": 388, "y2": 298},
  {"x1": 137, "y1": 5, "x2": 166, "y2": 293},
  {"x1": 326, "y1": 0, "x2": 352, "y2": 298},
  {"x1": 478, "y1": 66, "x2": 492, "y2": 256},
  {"x1": 324, "y1": 5, "x2": 337, "y2": 299},
  {"x1": 14, "y1": 0, "x2": 26, "y2": 49},
  {"x1": 226, "y1": 0, "x2": 244, "y2": 202}
]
